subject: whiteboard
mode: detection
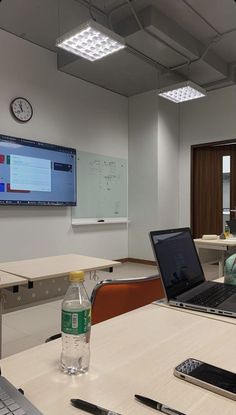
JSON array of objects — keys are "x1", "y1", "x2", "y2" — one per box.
[{"x1": 72, "y1": 151, "x2": 128, "y2": 220}]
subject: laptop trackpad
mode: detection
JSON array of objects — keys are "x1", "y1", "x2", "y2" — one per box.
[{"x1": 219, "y1": 293, "x2": 236, "y2": 312}]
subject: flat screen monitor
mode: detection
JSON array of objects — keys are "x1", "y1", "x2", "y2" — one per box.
[{"x1": 0, "y1": 134, "x2": 77, "y2": 206}]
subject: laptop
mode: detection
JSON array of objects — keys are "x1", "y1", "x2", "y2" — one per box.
[
  {"x1": 0, "y1": 373, "x2": 43, "y2": 414},
  {"x1": 150, "y1": 228, "x2": 236, "y2": 318}
]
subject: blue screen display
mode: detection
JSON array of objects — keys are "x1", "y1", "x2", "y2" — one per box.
[{"x1": 0, "y1": 134, "x2": 77, "y2": 206}]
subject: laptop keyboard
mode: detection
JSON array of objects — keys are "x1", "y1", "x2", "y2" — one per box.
[
  {"x1": 0, "y1": 377, "x2": 43, "y2": 415},
  {"x1": 0, "y1": 388, "x2": 25, "y2": 415},
  {"x1": 188, "y1": 283, "x2": 236, "y2": 308}
]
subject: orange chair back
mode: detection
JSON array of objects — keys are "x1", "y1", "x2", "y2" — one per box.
[{"x1": 91, "y1": 275, "x2": 164, "y2": 325}]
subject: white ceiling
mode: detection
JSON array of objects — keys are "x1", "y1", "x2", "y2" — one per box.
[{"x1": 0, "y1": 0, "x2": 236, "y2": 96}]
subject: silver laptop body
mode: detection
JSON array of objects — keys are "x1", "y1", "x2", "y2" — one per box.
[
  {"x1": 150, "y1": 228, "x2": 236, "y2": 318},
  {"x1": 0, "y1": 374, "x2": 43, "y2": 415}
]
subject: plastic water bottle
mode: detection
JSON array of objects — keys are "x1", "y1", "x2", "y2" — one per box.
[
  {"x1": 224, "y1": 224, "x2": 230, "y2": 238},
  {"x1": 60, "y1": 270, "x2": 91, "y2": 375}
]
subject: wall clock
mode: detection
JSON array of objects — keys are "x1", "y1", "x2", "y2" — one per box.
[{"x1": 10, "y1": 97, "x2": 33, "y2": 123}]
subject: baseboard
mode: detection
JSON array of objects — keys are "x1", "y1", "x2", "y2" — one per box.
[
  {"x1": 115, "y1": 258, "x2": 129, "y2": 263},
  {"x1": 115, "y1": 257, "x2": 156, "y2": 266}
]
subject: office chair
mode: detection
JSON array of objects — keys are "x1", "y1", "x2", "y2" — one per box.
[
  {"x1": 91, "y1": 274, "x2": 164, "y2": 324},
  {"x1": 45, "y1": 274, "x2": 164, "y2": 341}
]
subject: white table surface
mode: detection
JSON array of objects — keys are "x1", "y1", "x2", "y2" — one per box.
[
  {"x1": 194, "y1": 237, "x2": 236, "y2": 248},
  {"x1": 0, "y1": 271, "x2": 26, "y2": 288},
  {"x1": 0, "y1": 254, "x2": 120, "y2": 281},
  {"x1": 0, "y1": 304, "x2": 235, "y2": 415},
  {"x1": 194, "y1": 237, "x2": 236, "y2": 277}
]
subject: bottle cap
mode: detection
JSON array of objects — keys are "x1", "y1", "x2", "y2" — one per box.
[{"x1": 69, "y1": 270, "x2": 85, "y2": 282}]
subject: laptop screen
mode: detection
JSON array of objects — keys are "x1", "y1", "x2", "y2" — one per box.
[{"x1": 150, "y1": 228, "x2": 205, "y2": 299}]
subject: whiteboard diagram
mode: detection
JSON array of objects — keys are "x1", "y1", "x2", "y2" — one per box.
[{"x1": 72, "y1": 151, "x2": 128, "y2": 219}]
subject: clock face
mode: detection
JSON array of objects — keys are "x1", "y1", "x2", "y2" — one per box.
[{"x1": 10, "y1": 97, "x2": 33, "y2": 122}]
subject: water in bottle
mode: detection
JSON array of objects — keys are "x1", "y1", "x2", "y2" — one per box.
[
  {"x1": 224, "y1": 224, "x2": 230, "y2": 238},
  {"x1": 60, "y1": 270, "x2": 91, "y2": 375}
]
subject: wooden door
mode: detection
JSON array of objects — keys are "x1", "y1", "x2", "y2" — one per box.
[
  {"x1": 191, "y1": 146, "x2": 225, "y2": 237},
  {"x1": 191, "y1": 142, "x2": 236, "y2": 238}
]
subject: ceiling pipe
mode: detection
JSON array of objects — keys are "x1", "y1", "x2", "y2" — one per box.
[
  {"x1": 72, "y1": 0, "x2": 202, "y2": 79},
  {"x1": 109, "y1": 0, "x2": 191, "y2": 63},
  {"x1": 123, "y1": 1, "x2": 231, "y2": 87},
  {"x1": 74, "y1": 0, "x2": 107, "y2": 17},
  {"x1": 169, "y1": 35, "x2": 221, "y2": 72},
  {"x1": 72, "y1": 0, "x2": 234, "y2": 90},
  {"x1": 124, "y1": 0, "x2": 195, "y2": 75}
]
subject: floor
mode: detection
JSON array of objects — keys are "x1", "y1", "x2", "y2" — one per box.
[{"x1": 2, "y1": 261, "x2": 218, "y2": 358}]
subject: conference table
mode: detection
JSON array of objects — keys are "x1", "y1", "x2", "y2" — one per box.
[
  {"x1": 0, "y1": 304, "x2": 235, "y2": 415},
  {"x1": 194, "y1": 237, "x2": 236, "y2": 277}
]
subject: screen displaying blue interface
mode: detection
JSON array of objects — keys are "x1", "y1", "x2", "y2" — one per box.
[{"x1": 0, "y1": 134, "x2": 77, "y2": 206}]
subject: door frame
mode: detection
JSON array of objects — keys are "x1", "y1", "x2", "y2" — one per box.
[{"x1": 191, "y1": 138, "x2": 236, "y2": 234}]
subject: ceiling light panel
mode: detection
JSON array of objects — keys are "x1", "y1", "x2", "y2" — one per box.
[
  {"x1": 158, "y1": 81, "x2": 206, "y2": 103},
  {"x1": 56, "y1": 19, "x2": 126, "y2": 61}
]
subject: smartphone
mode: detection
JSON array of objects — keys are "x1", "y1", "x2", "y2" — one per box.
[{"x1": 174, "y1": 358, "x2": 236, "y2": 400}]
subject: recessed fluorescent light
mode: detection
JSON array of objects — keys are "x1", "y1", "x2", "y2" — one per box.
[
  {"x1": 56, "y1": 19, "x2": 126, "y2": 61},
  {"x1": 158, "y1": 81, "x2": 206, "y2": 103}
]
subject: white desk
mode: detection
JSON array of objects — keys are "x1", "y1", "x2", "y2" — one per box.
[
  {"x1": 194, "y1": 237, "x2": 236, "y2": 277},
  {"x1": 0, "y1": 271, "x2": 26, "y2": 357},
  {"x1": 0, "y1": 254, "x2": 120, "y2": 281},
  {"x1": 0, "y1": 304, "x2": 235, "y2": 415},
  {"x1": 0, "y1": 271, "x2": 25, "y2": 289},
  {"x1": 0, "y1": 254, "x2": 119, "y2": 357}
]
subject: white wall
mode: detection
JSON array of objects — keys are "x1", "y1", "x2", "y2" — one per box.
[
  {"x1": 3, "y1": 28, "x2": 233, "y2": 264},
  {"x1": 0, "y1": 29, "x2": 128, "y2": 261},
  {"x1": 128, "y1": 85, "x2": 236, "y2": 261},
  {"x1": 128, "y1": 92, "x2": 179, "y2": 260},
  {"x1": 179, "y1": 85, "x2": 236, "y2": 226},
  {"x1": 157, "y1": 98, "x2": 180, "y2": 229},
  {"x1": 128, "y1": 92, "x2": 159, "y2": 260}
]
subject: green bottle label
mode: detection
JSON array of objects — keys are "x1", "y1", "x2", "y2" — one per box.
[{"x1": 61, "y1": 309, "x2": 91, "y2": 335}]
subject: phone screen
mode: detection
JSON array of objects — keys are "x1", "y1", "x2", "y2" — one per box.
[{"x1": 190, "y1": 363, "x2": 236, "y2": 393}]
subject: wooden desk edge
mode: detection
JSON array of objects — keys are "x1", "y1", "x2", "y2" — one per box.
[
  {"x1": 0, "y1": 260, "x2": 121, "y2": 281},
  {"x1": 0, "y1": 271, "x2": 26, "y2": 289}
]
